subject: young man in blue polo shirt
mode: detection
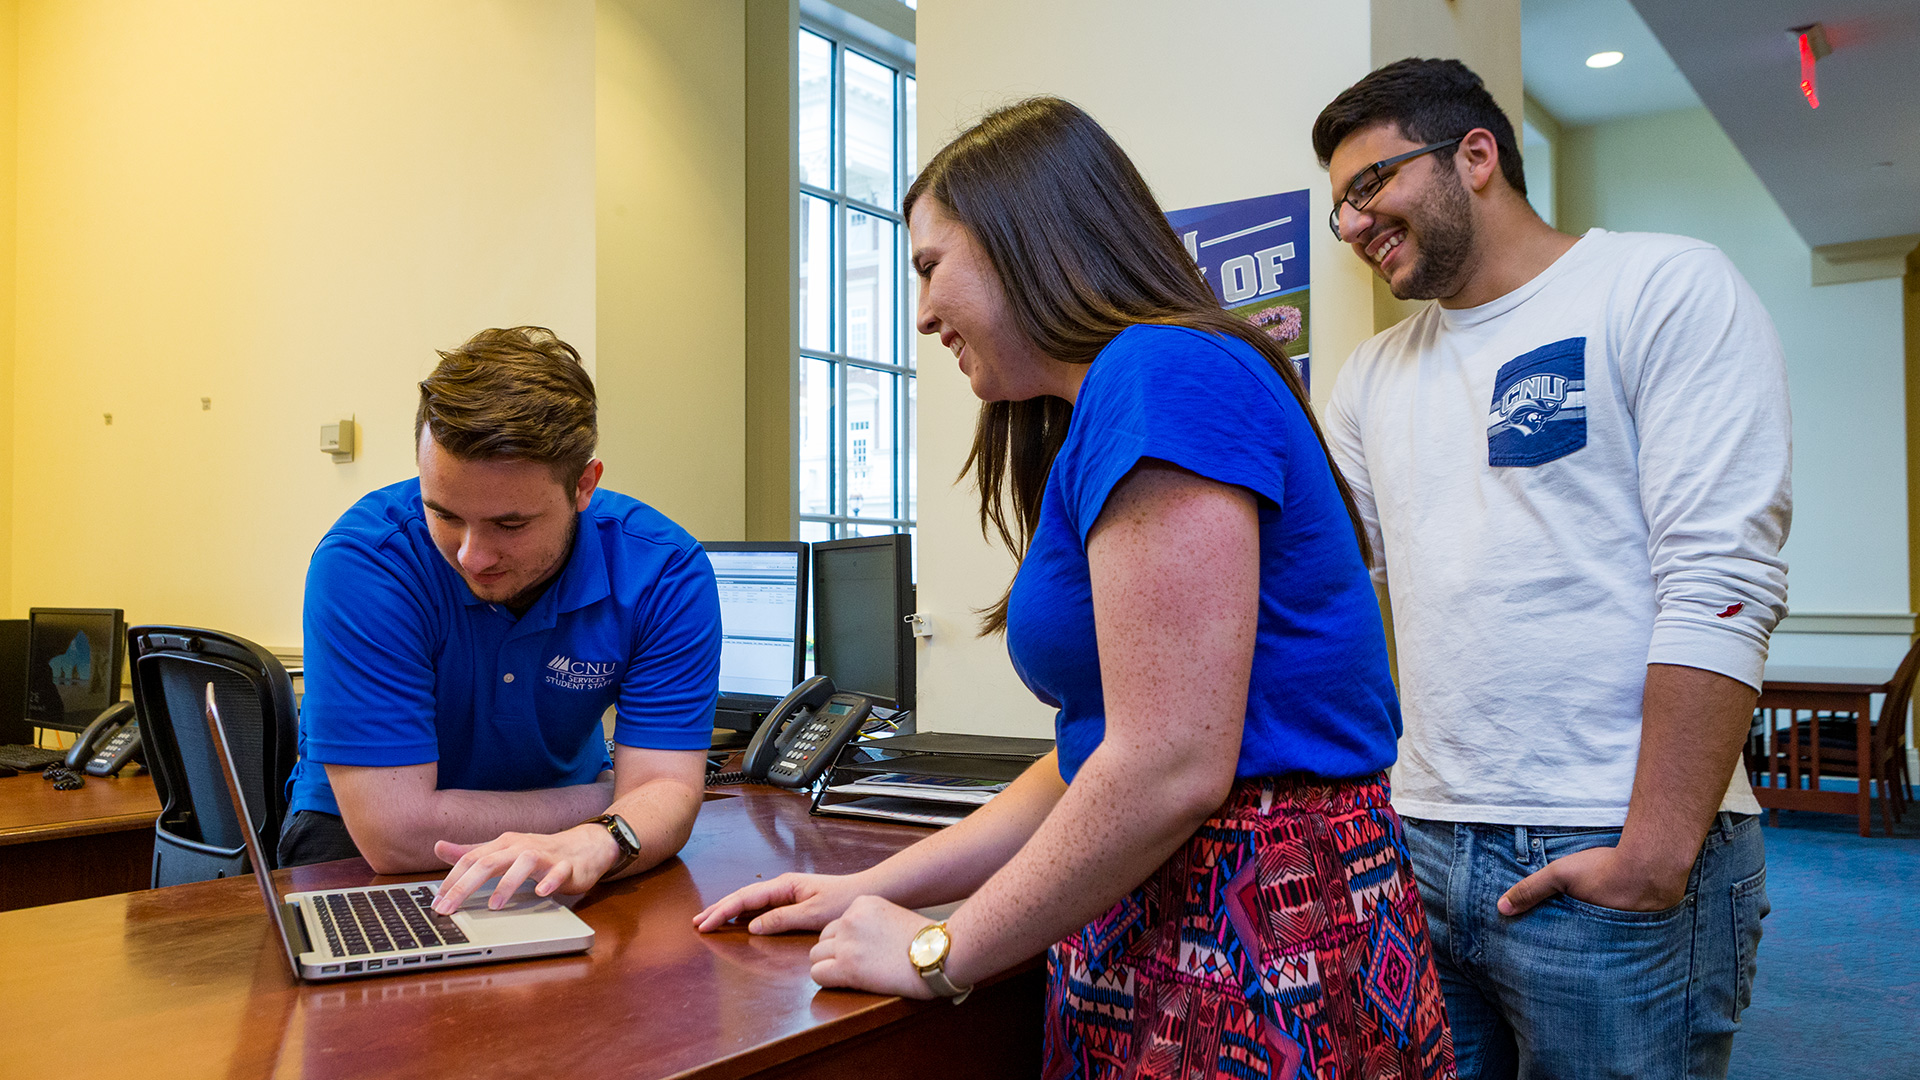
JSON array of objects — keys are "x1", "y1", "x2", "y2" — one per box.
[{"x1": 280, "y1": 326, "x2": 721, "y2": 913}]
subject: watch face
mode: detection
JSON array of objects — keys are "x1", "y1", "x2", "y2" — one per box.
[
  {"x1": 909, "y1": 924, "x2": 950, "y2": 969},
  {"x1": 603, "y1": 815, "x2": 640, "y2": 855}
]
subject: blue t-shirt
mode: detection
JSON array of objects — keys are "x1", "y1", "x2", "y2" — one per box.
[
  {"x1": 285, "y1": 479, "x2": 721, "y2": 818},
  {"x1": 1005, "y1": 325, "x2": 1400, "y2": 784}
]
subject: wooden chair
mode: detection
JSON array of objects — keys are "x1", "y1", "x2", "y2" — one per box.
[{"x1": 1752, "y1": 638, "x2": 1918, "y2": 836}]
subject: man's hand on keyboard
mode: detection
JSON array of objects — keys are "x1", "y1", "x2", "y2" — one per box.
[{"x1": 430, "y1": 824, "x2": 620, "y2": 914}]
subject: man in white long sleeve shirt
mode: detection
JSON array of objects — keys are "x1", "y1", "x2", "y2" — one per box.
[{"x1": 1313, "y1": 60, "x2": 1789, "y2": 1080}]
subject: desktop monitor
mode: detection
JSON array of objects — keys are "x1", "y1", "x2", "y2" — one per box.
[
  {"x1": 704, "y1": 542, "x2": 809, "y2": 732},
  {"x1": 0, "y1": 620, "x2": 31, "y2": 744},
  {"x1": 811, "y1": 533, "x2": 914, "y2": 712},
  {"x1": 26, "y1": 607, "x2": 127, "y2": 734}
]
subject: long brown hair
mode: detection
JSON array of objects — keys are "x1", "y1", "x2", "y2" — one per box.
[{"x1": 904, "y1": 97, "x2": 1371, "y2": 634}]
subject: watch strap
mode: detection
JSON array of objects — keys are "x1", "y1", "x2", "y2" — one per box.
[
  {"x1": 920, "y1": 964, "x2": 972, "y2": 1004},
  {"x1": 910, "y1": 922, "x2": 974, "y2": 1004}
]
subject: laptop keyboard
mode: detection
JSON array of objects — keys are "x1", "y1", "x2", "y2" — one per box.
[{"x1": 313, "y1": 886, "x2": 469, "y2": 957}]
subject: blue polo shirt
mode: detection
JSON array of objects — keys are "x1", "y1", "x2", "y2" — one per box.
[
  {"x1": 285, "y1": 479, "x2": 721, "y2": 819},
  {"x1": 1004, "y1": 325, "x2": 1400, "y2": 785}
]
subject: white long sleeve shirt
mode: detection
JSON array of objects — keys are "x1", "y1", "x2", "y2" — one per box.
[{"x1": 1327, "y1": 229, "x2": 1790, "y2": 825}]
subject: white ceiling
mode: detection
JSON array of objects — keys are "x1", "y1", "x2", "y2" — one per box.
[
  {"x1": 1629, "y1": 0, "x2": 1920, "y2": 248},
  {"x1": 1521, "y1": 0, "x2": 1700, "y2": 125},
  {"x1": 1522, "y1": 0, "x2": 1920, "y2": 249}
]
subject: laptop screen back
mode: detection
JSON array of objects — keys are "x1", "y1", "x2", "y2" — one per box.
[{"x1": 202, "y1": 682, "x2": 305, "y2": 979}]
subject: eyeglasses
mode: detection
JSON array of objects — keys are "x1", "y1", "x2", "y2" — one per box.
[{"x1": 1327, "y1": 136, "x2": 1466, "y2": 240}]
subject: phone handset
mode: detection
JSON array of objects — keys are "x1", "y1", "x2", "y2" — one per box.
[
  {"x1": 65, "y1": 700, "x2": 143, "y2": 776},
  {"x1": 741, "y1": 676, "x2": 873, "y2": 788},
  {"x1": 742, "y1": 676, "x2": 834, "y2": 782}
]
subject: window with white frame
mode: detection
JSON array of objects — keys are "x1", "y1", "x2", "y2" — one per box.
[{"x1": 795, "y1": 23, "x2": 916, "y2": 543}]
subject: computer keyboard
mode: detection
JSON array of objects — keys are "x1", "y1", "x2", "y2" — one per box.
[
  {"x1": 312, "y1": 886, "x2": 469, "y2": 957},
  {"x1": 0, "y1": 744, "x2": 66, "y2": 771}
]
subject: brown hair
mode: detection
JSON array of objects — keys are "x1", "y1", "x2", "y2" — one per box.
[
  {"x1": 1312, "y1": 58, "x2": 1526, "y2": 196},
  {"x1": 415, "y1": 326, "x2": 598, "y2": 487},
  {"x1": 904, "y1": 97, "x2": 1371, "y2": 634}
]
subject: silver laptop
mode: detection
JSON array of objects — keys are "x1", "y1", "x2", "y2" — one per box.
[{"x1": 201, "y1": 683, "x2": 594, "y2": 981}]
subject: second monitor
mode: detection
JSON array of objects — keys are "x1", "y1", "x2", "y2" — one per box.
[{"x1": 811, "y1": 534, "x2": 914, "y2": 713}]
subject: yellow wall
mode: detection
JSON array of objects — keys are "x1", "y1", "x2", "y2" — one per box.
[
  {"x1": 0, "y1": 1, "x2": 15, "y2": 620},
  {"x1": 595, "y1": 0, "x2": 748, "y2": 542},
  {"x1": 743, "y1": 0, "x2": 799, "y2": 542},
  {"x1": 10, "y1": 1, "x2": 598, "y2": 650}
]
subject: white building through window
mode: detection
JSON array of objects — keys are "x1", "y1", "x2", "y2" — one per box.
[{"x1": 795, "y1": 22, "x2": 916, "y2": 543}]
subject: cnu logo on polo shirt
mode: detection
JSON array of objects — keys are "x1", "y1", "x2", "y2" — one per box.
[
  {"x1": 545, "y1": 655, "x2": 619, "y2": 692},
  {"x1": 1487, "y1": 337, "x2": 1587, "y2": 467}
]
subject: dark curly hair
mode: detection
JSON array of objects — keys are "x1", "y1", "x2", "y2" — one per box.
[{"x1": 1312, "y1": 58, "x2": 1526, "y2": 196}]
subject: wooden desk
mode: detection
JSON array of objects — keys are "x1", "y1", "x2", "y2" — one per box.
[
  {"x1": 0, "y1": 787, "x2": 1042, "y2": 1079},
  {"x1": 0, "y1": 769, "x2": 160, "y2": 909},
  {"x1": 1753, "y1": 664, "x2": 1897, "y2": 837}
]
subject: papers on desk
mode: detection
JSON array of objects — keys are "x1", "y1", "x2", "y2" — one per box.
[
  {"x1": 824, "y1": 771, "x2": 1007, "y2": 806},
  {"x1": 810, "y1": 732, "x2": 1053, "y2": 828},
  {"x1": 813, "y1": 796, "x2": 973, "y2": 827}
]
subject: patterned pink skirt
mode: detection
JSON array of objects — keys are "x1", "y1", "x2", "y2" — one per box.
[{"x1": 1043, "y1": 773, "x2": 1454, "y2": 1079}]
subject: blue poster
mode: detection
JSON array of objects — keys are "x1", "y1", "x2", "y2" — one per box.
[{"x1": 1166, "y1": 189, "x2": 1311, "y2": 391}]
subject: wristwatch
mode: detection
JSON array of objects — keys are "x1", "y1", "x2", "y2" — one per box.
[
  {"x1": 585, "y1": 813, "x2": 642, "y2": 876},
  {"x1": 908, "y1": 922, "x2": 973, "y2": 1004}
]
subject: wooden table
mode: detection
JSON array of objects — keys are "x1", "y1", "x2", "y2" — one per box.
[
  {"x1": 0, "y1": 769, "x2": 160, "y2": 909},
  {"x1": 0, "y1": 787, "x2": 1042, "y2": 1079},
  {"x1": 1753, "y1": 664, "x2": 1898, "y2": 836}
]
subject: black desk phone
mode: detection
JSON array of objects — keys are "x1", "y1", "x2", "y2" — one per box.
[
  {"x1": 741, "y1": 676, "x2": 872, "y2": 788},
  {"x1": 65, "y1": 700, "x2": 143, "y2": 776}
]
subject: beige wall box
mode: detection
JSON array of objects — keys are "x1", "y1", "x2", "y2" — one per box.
[{"x1": 320, "y1": 421, "x2": 355, "y2": 464}]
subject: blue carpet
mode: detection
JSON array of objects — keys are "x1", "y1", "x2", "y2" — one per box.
[{"x1": 1727, "y1": 796, "x2": 1920, "y2": 1080}]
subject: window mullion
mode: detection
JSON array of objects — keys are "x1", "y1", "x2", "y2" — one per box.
[
  {"x1": 801, "y1": 513, "x2": 914, "y2": 527},
  {"x1": 894, "y1": 86, "x2": 905, "y2": 526},
  {"x1": 799, "y1": 182, "x2": 898, "y2": 222},
  {"x1": 896, "y1": 66, "x2": 911, "y2": 528},
  {"x1": 833, "y1": 40, "x2": 850, "y2": 536}
]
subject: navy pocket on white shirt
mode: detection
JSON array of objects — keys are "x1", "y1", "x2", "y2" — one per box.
[{"x1": 1487, "y1": 337, "x2": 1587, "y2": 467}]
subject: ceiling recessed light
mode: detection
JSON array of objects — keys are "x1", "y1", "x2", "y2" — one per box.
[{"x1": 1586, "y1": 51, "x2": 1625, "y2": 69}]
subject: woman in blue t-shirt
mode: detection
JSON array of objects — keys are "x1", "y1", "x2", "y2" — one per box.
[{"x1": 697, "y1": 97, "x2": 1454, "y2": 1079}]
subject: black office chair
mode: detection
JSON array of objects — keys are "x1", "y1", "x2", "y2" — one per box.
[{"x1": 128, "y1": 626, "x2": 298, "y2": 887}]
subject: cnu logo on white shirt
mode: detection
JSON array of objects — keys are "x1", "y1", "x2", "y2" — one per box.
[
  {"x1": 545, "y1": 654, "x2": 618, "y2": 692},
  {"x1": 1487, "y1": 337, "x2": 1587, "y2": 467},
  {"x1": 1496, "y1": 373, "x2": 1570, "y2": 436}
]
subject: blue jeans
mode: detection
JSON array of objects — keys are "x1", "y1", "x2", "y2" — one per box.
[{"x1": 1402, "y1": 814, "x2": 1767, "y2": 1080}]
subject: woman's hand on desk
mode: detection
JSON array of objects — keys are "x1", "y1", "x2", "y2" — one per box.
[
  {"x1": 692, "y1": 871, "x2": 873, "y2": 934},
  {"x1": 810, "y1": 895, "x2": 940, "y2": 999}
]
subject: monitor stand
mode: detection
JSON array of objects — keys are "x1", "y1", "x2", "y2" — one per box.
[{"x1": 710, "y1": 727, "x2": 754, "y2": 752}]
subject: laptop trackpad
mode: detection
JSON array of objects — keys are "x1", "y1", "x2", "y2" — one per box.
[
  {"x1": 441, "y1": 878, "x2": 573, "y2": 911},
  {"x1": 443, "y1": 879, "x2": 588, "y2": 944}
]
